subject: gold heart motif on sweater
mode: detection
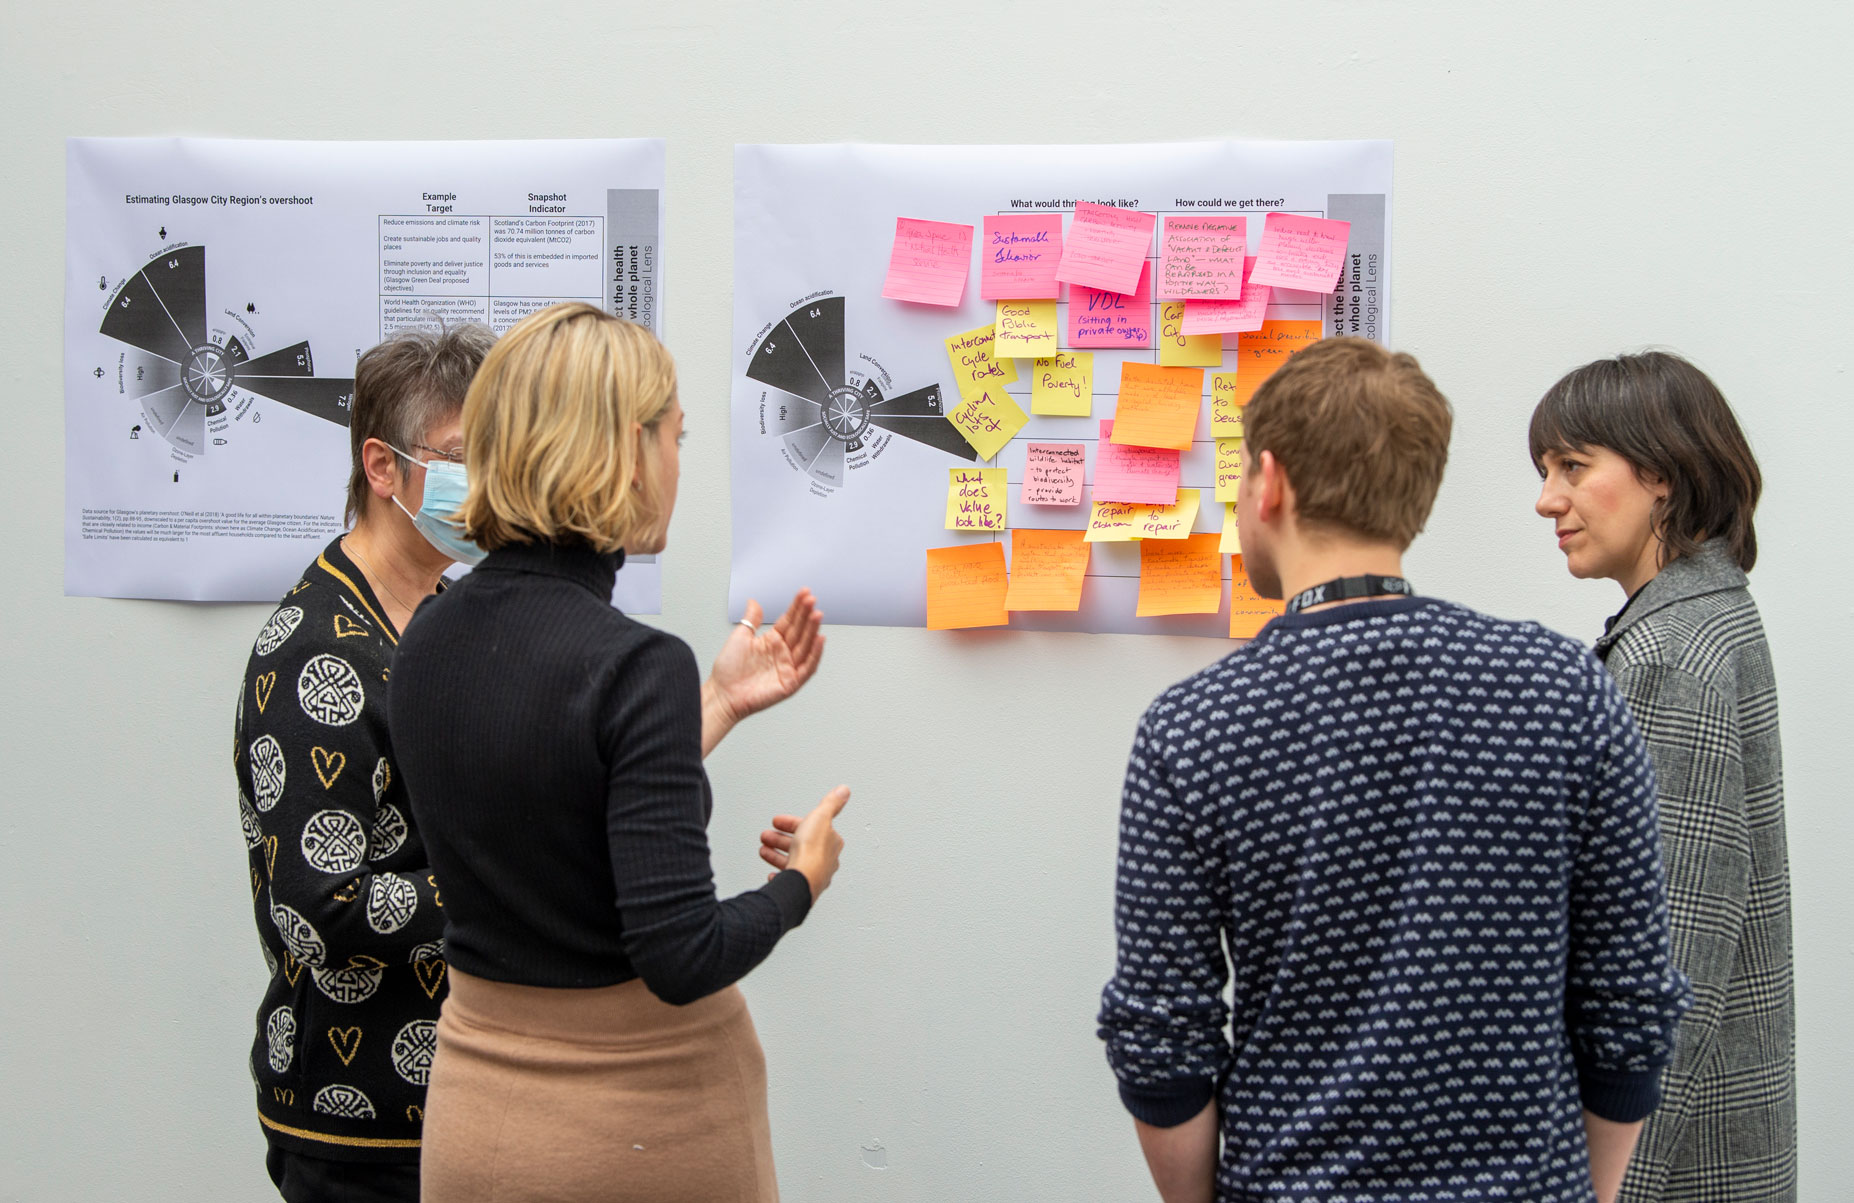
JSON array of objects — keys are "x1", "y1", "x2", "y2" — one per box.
[
  {"x1": 312, "y1": 747, "x2": 346, "y2": 789},
  {"x1": 254, "y1": 672, "x2": 276, "y2": 713},
  {"x1": 327, "y1": 1026, "x2": 363, "y2": 1066},
  {"x1": 413, "y1": 959, "x2": 447, "y2": 1000}
]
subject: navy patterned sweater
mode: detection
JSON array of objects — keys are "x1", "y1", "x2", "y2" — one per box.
[{"x1": 1098, "y1": 596, "x2": 1692, "y2": 1202}]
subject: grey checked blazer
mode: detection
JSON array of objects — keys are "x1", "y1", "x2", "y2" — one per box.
[{"x1": 1598, "y1": 540, "x2": 1796, "y2": 1203}]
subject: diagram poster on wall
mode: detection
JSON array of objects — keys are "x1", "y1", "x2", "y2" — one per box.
[
  {"x1": 729, "y1": 141, "x2": 1391, "y2": 636},
  {"x1": 64, "y1": 137, "x2": 665, "y2": 608}
]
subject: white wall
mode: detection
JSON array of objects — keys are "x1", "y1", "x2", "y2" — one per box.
[{"x1": 3, "y1": 2, "x2": 1848, "y2": 1199}]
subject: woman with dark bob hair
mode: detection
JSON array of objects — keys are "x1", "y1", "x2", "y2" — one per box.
[{"x1": 1531, "y1": 351, "x2": 1794, "y2": 1203}]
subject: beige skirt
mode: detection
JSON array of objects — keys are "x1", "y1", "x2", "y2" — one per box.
[{"x1": 420, "y1": 969, "x2": 778, "y2": 1203}]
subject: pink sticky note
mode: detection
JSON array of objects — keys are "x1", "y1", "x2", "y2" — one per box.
[
  {"x1": 1066, "y1": 261, "x2": 1153, "y2": 348},
  {"x1": 1180, "y1": 257, "x2": 1269, "y2": 336},
  {"x1": 1021, "y1": 442, "x2": 1086, "y2": 506},
  {"x1": 981, "y1": 215, "x2": 1063, "y2": 299},
  {"x1": 1247, "y1": 212, "x2": 1351, "y2": 294},
  {"x1": 882, "y1": 218, "x2": 974, "y2": 306},
  {"x1": 1094, "y1": 419, "x2": 1180, "y2": 505},
  {"x1": 1055, "y1": 202, "x2": 1155, "y2": 295},
  {"x1": 1158, "y1": 215, "x2": 1248, "y2": 300}
]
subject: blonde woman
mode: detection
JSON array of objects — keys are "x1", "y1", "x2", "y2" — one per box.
[{"x1": 390, "y1": 303, "x2": 849, "y2": 1203}]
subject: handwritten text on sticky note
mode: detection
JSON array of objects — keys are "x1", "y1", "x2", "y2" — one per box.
[
  {"x1": 1111, "y1": 363, "x2": 1203, "y2": 450},
  {"x1": 981, "y1": 214, "x2": 1063, "y2": 299},
  {"x1": 1158, "y1": 215, "x2": 1247, "y2": 300},
  {"x1": 1233, "y1": 320, "x2": 1323, "y2": 404},
  {"x1": 994, "y1": 298, "x2": 1057, "y2": 358},
  {"x1": 1136, "y1": 487, "x2": 1201, "y2": 540},
  {"x1": 1055, "y1": 201, "x2": 1155, "y2": 295},
  {"x1": 1159, "y1": 302, "x2": 1223, "y2": 367},
  {"x1": 881, "y1": 218, "x2": 973, "y2": 306},
  {"x1": 1220, "y1": 500, "x2": 1240, "y2": 553},
  {"x1": 946, "y1": 467, "x2": 1006, "y2": 531},
  {"x1": 1021, "y1": 443, "x2": 1086, "y2": 506},
  {"x1": 946, "y1": 385, "x2": 1028, "y2": 461},
  {"x1": 1137, "y1": 533, "x2": 1224, "y2": 616},
  {"x1": 1215, "y1": 438, "x2": 1243, "y2": 502},
  {"x1": 1229, "y1": 554, "x2": 1286, "y2": 638},
  {"x1": 1032, "y1": 350, "x2": 1092, "y2": 416},
  {"x1": 1004, "y1": 528, "x2": 1090, "y2": 611},
  {"x1": 1210, "y1": 372, "x2": 1245, "y2": 437},
  {"x1": 1067, "y1": 261, "x2": 1152, "y2": 348},
  {"x1": 945, "y1": 324, "x2": 1020, "y2": 402},
  {"x1": 1248, "y1": 212, "x2": 1351, "y2": 293},
  {"x1": 1094, "y1": 418, "x2": 1180, "y2": 504},
  {"x1": 1180, "y1": 256, "x2": 1267, "y2": 336},
  {"x1": 926, "y1": 542, "x2": 1008, "y2": 630}
]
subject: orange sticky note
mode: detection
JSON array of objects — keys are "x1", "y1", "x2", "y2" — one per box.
[
  {"x1": 1229, "y1": 555, "x2": 1285, "y2": 638},
  {"x1": 882, "y1": 218, "x2": 973, "y2": 306},
  {"x1": 946, "y1": 384, "x2": 1028, "y2": 461},
  {"x1": 1209, "y1": 372, "x2": 1244, "y2": 437},
  {"x1": 1136, "y1": 533, "x2": 1223, "y2": 616},
  {"x1": 926, "y1": 542, "x2": 1008, "y2": 630},
  {"x1": 1232, "y1": 320, "x2": 1322, "y2": 404},
  {"x1": 1159, "y1": 302, "x2": 1223, "y2": 367},
  {"x1": 1111, "y1": 362, "x2": 1202, "y2": 450},
  {"x1": 1004, "y1": 528, "x2": 1090, "y2": 611}
]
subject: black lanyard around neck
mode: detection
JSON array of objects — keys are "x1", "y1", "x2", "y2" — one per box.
[{"x1": 1284, "y1": 574, "x2": 1414, "y2": 614}]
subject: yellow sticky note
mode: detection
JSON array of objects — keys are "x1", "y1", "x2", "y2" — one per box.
[
  {"x1": 1137, "y1": 533, "x2": 1224, "y2": 616},
  {"x1": 1229, "y1": 554, "x2": 1285, "y2": 638},
  {"x1": 1136, "y1": 487, "x2": 1201, "y2": 539},
  {"x1": 1084, "y1": 500, "x2": 1148, "y2": 542},
  {"x1": 1004, "y1": 528, "x2": 1091, "y2": 611},
  {"x1": 945, "y1": 324, "x2": 1020, "y2": 402},
  {"x1": 926, "y1": 542, "x2": 1008, "y2": 630},
  {"x1": 1032, "y1": 350, "x2": 1093, "y2": 416},
  {"x1": 1219, "y1": 501, "x2": 1240, "y2": 554},
  {"x1": 1210, "y1": 372, "x2": 1245, "y2": 438},
  {"x1": 946, "y1": 385, "x2": 1028, "y2": 461},
  {"x1": 1159, "y1": 302, "x2": 1223, "y2": 367},
  {"x1": 994, "y1": 299, "x2": 1058, "y2": 358},
  {"x1": 946, "y1": 468, "x2": 1006, "y2": 532},
  {"x1": 1215, "y1": 438, "x2": 1243, "y2": 503}
]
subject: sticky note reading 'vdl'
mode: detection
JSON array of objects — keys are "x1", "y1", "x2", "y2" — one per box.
[
  {"x1": 1067, "y1": 262, "x2": 1153, "y2": 349},
  {"x1": 1055, "y1": 201, "x2": 1155, "y2": 296},
  {"x1": 926, "y1": 542, "x2": 1008, "y2": 630},
  {"x1": 946, "y1": 467, "x2": 1006, "y2": 531},
  {"x1": 881, "y1": 218, "x2": 973, "y2": 306},
  {"x1": 981, "y1": 214, "x2": 1063, "y2": 299}
]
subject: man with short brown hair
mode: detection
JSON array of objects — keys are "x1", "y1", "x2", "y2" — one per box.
[{"x1": 1098, "y1": 338, "x2": 1691, "y2": 1203}]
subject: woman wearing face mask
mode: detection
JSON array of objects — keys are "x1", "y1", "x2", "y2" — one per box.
[
  {"x1": 1531, "y1": 352, "x2": 1794, "y2": 1203},
  {"x1": 390, "y1": 303, "x2": 847, "y2": 1203}
]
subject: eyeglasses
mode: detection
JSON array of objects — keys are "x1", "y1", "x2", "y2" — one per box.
[{"x1": 411, "y1": 441, "x2": 465, "y2": 464}]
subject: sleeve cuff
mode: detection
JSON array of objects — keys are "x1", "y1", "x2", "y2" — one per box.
[
  {"x1": 1117, "y1": 1077, "x2": 1216, "y2": 1127},
  {"x1": 1578, "y1": 1064, "x2": 1664, "y2": 1122},
  {"x1": 763, "y1": 868, "x2": 813, "y2": 932}
]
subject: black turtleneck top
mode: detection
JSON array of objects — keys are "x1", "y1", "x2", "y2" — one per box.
[{"x1": 390, "y1": 541, "x2": 811, "y2": 1003}]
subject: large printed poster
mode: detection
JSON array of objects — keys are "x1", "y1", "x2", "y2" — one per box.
[
  {"x1": 729, "y1": 141, "x2": 1392, "y2": 636},
  {"x1": 65, "y1": 137, "x2": 665, "y2": 608}
]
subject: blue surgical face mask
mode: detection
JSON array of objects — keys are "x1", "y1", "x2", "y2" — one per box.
[{"x1": 387, "y1": 445, "x2": 486, "y2": 566}]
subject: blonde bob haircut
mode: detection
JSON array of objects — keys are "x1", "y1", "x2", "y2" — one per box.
[{"x1": 459, "y1": 303, "x2": 677, "y2": 555}]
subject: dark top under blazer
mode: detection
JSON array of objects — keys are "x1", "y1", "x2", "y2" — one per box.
[{"x1": 391, "y1": 541, "x2": 811, "y2": 1003}]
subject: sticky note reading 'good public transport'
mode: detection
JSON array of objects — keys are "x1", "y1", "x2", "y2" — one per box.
[
  {"x1": 1066, "y1": 262, "x2": 1152, "y2": 348},
  {"x1": 1247, "y1": 212, "x2": 1351, "y2": 294},
  {"x1": 993, "y1": 299, "x2": 1058, "y2": 358},
  {"x1": 881, "y1": 218, "x2": 973, "y2": 306},
  {"x1": 925, "y1": 542, "x2": 1008, "y2": 630},
  {"x1": 1004, "y1": 528, "x2": 1090, "y2": 611},
  {"x1": 1055, "y1": 201, "x2": 1155, "y2": 296},
  {"x1": 981, "y1": 214, "x2": 1063, "y2": 299}
]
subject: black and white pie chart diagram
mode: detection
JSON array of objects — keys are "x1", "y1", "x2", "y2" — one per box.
[
  {"x1": 747, "y1": 295, "x2": 977, "y2": 490},
  {"x1": 99, "y1": 245, "x2": 355, "y2": 455}
]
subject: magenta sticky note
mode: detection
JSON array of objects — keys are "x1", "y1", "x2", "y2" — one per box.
[
  {"x1": 1247, "y1": 212, "x2": 1351, "y2": 294},
  {"x1": 1158, "y1": 215, "x2": 1248, "y2": 300},
  {"x1": 1066, "y1": 261, "x2": 1153, "y2": 348},
  {"x1": 1093, "y1": 419, "x2": 1180, "y2": 505},
  {"x1": 881, "y1": 218, "x2": 974, "y2": 306},
  {"x1": 1021, "y1": 442, "x2": 1087, "y2": 506},
  {"x1": 981, "y1": 214, "x2": 1063, "y2": 299},
  {"x1": 1054, "y1": 201, "x2": 1155, "y2": 295},
  {"x1": 1180, "y1": 256, "x2": 1269, "y2": 335}
]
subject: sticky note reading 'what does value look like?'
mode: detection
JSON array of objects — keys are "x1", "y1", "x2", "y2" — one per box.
[
  {"x1": 993, "y1": 299, "x2": 1058, "y2": 358},
  {"x1": 1232, "y1": 320, "x2": 1323, "y2": 405},
  {"x1": 1032, "y1": 351, "x2": 1092, "y2": 417},
  {"x1": 946, "y1": 385, "x2": 1028, "y2": 462},
  {"x1": 1210, "y1": 372, "x2": 1245, "y2": 437},
  {"x1": 945, "y1": 324, "x2": 1019, "y2": 402},
  {"x1": 1004, "y1": 528, "x2": 1090, "y2": 611},
  {"x1": 926, "y1": 542, "x2": 1008, "y2": 630},
  {"x1": 1111, "y1": 363, "x2": 1203, "y2": 450},
  {"x1": 1055, "y1": 201, "x2": 1156, "y2": 296},
  {"x1": 881, "y1": 218, "x2": 973, "y2": 306},
  {"x1": 1247, "y1": 212, "x2": 1351, "y2": 294},
  {"x1": 1094, "y1": 419, "x2": 1179, "y2": 505},
  {"x1": 1230, "y1": 554, "x2": 1286, "y2": 638},
  {"x1": 1067, "y1": 261, "x2": 1152, "y2": 348},
  {"x1": 1158, "y1": 215, "x2": 1248, "y2": 300},
  {"x1": 981, "y1": 214, "x2": 1063, "y2": 299},
  {"x1": 1159, "y1": 303, "x2": 1223, "y2": 367},
  {"x1": 1137, "y1": 533, "x2": 1224, "y2": 617},
  {"x1": 1021, "y1": 443, "x2": 1086, "y2": 506},
  {"x1": 1180, "y1": 257, "x2": 1268, "y2": 336},
  {"x1": 946, "y1": 468, "x2": 1006, "y2": 532},
  {"x1": 1215, "y1": 438, "x2": 1244, "y2": 503}
]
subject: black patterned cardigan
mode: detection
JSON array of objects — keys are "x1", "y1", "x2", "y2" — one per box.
[{"x1": 234, "y1": 537, "x2": 446, "y2": 1161}]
